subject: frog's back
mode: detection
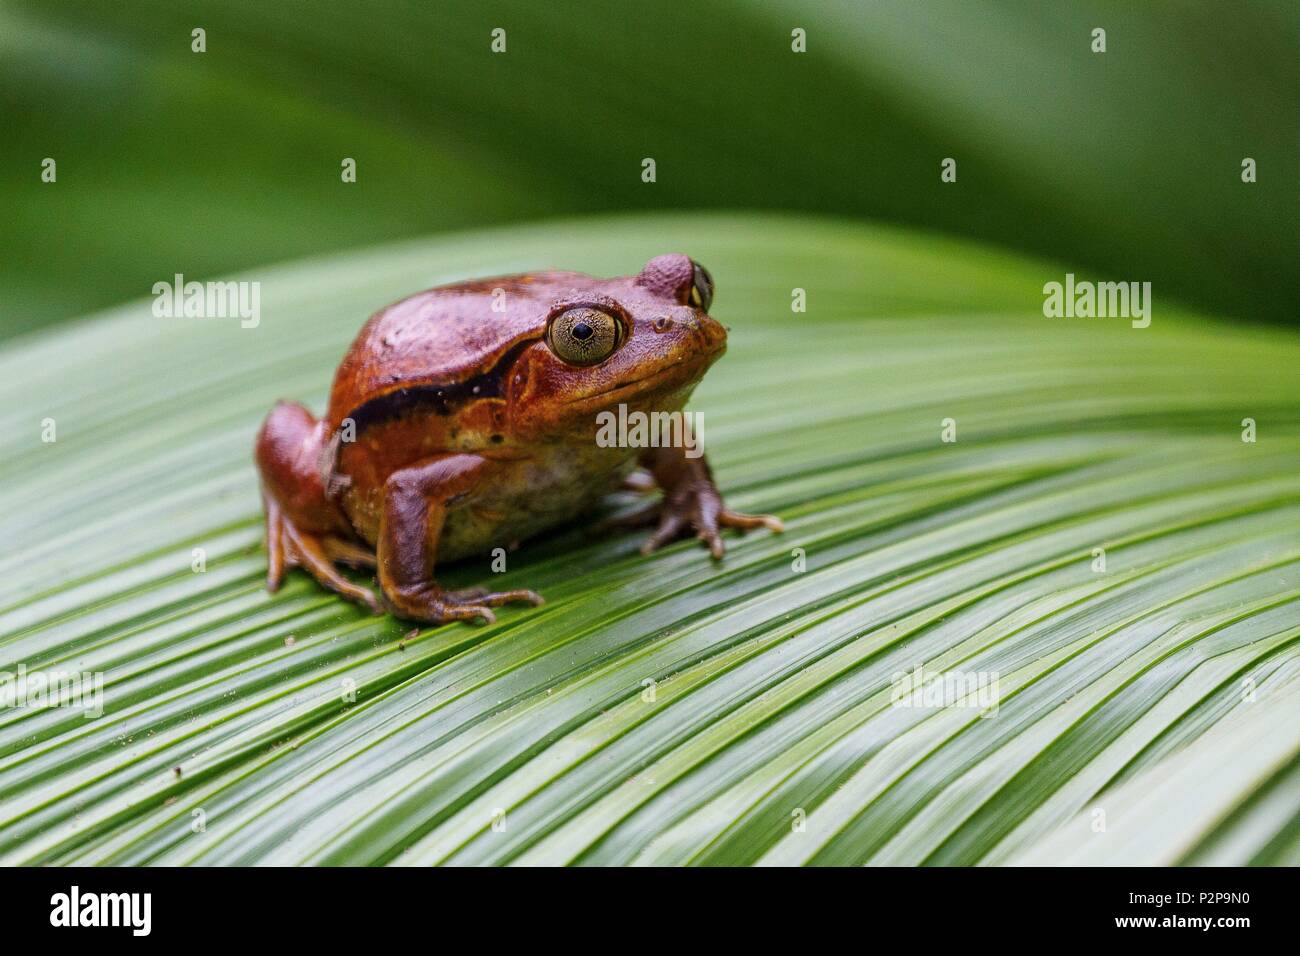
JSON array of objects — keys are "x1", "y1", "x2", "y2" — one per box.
[{"x1": 324, "y1": 270, "x2": 586, "y2": 434}]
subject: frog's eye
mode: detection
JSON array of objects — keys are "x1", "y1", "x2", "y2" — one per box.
[
  {"x1": 547, "y1": 307, "x2": 622, "y2": 366},
  {"x1": 687, "y1": 261, "x2": 714, "y2": 312}
]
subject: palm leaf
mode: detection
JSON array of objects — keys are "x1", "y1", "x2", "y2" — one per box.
[{"x1": 1, "y1": 215, "x2": 1297, "y2": 865}]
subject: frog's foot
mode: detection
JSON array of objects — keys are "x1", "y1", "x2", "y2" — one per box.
[
  {"x1": 381, "y1": 584, "x2": 544, "y2": 625},
  {"x1": 640, "y1": 499, "x2": 784, "y2": 559},
  {"x1": 264, "y1": 494, "x2": 383, "y2": 614},
  {"x1": 635, "y1": 462, "x2": 784, "y2": 559},
  {"x1": 597, "y1": 484, "x2": 783, "y2": 557}
]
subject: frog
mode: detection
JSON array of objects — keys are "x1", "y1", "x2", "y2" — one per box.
[{"x1": 254, "y1": 253, "x2": 783, "y2": 625}]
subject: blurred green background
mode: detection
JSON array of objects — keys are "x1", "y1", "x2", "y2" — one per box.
[{"x1": 2, "y1": 0, "x2": 1296, "y2": 340}]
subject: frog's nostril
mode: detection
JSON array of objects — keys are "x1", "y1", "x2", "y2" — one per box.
[
  {"x1": 699, "y1": 314, "x2": 727, "y2": 349},
  {"x1": 653, "y1": 316, "x2": 673, "y2": 332}
]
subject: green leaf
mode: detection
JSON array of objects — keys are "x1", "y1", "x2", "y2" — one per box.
[{"x1": 1, "y1": 214, "x2": 1297, "y2": 865}]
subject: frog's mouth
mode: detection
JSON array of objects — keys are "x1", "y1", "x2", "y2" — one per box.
[{"x1": 566, "y1": 343, "x2": 724, "y2": 407}]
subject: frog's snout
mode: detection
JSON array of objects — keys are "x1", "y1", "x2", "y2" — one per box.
[
  {"x1": 654, "y1": 306, "x2": 726, "y2": 349},
  {"x1": 697, "y1": 312, "x2": 727, "y2": 351},
  {"x1": 653, "y1": 312, "x2": 725, "y2": 367}
]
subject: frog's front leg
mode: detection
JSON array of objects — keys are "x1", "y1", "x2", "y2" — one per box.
[
  {"x1": 377, "y1": 454, "x2": 544, "y2": 624},
  {"x1": 625, "y1": 446, "x2": 784, "y2": 558}
]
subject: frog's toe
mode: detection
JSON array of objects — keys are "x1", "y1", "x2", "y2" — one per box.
[
  {"x1": 718, "y1": 509, "x2": 785, "y2": 534},
  {"x1": 697, "y1": 527, "x2": 726, "y2": 560},
  {"x1": 442, "y1": 601, "x2": 498, "y2": 625},
  {"x1": 291, "y1": 533, "x2": 383, "y2": 614},
  {"x1": 639, "y1": 512, "x2": 685, "y2": 555},
  {"x1": 436, "y1": 602, "x2": 499, "y2": 625},
  {"x1": 265, "y1": 497, "x2": 288, "y2": 592},
  {"x1": 445, "y1": 586, "x2": 543, "y2": 608},
  {"x1": 489, "y1": 587, "x2": 545, "y2": 607},
  {"x1": 384, "y1": 585, "x2": 543, "y2": 626},
  {"x1": 691, "y1": 508, "x2": 782, "y2": 559},
  {"x1": 322, "y1": 536, "x2": 378, "y2": 569}
]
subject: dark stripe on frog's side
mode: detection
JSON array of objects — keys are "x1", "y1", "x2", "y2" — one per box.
[
  {"x1": 319, "y1": 337, "x2": 540, "y2": 498},
  {"x1": 341, "y1": 336, "x2": 540, "y2": 432},
  {"x1": 346, "y1": 377, "x2": 494, "y2": 431}
]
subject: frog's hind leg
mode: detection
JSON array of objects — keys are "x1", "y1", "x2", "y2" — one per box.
[
  {"x1": 256, "y1": 400, "x2": 382, "y2": 614},
  {"x1": 263, "y1": 494, "x2": 382, "y2": 612}
]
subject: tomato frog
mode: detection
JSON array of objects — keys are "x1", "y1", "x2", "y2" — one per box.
[{"x1": 254, "y1": 254, "x2": 783, "y2": 624}]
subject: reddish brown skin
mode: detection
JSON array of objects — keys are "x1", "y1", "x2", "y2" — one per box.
[{"x1": 254, "y1": 254, "x2": 783, "y2": 625}]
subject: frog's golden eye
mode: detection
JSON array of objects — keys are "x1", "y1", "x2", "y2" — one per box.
[
  {"x1": 547, "y1": 307, "x2": 621, "y2": 366},
  {"x1": 688, "y1": 261, "x2": 714, "y2": 311}
]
